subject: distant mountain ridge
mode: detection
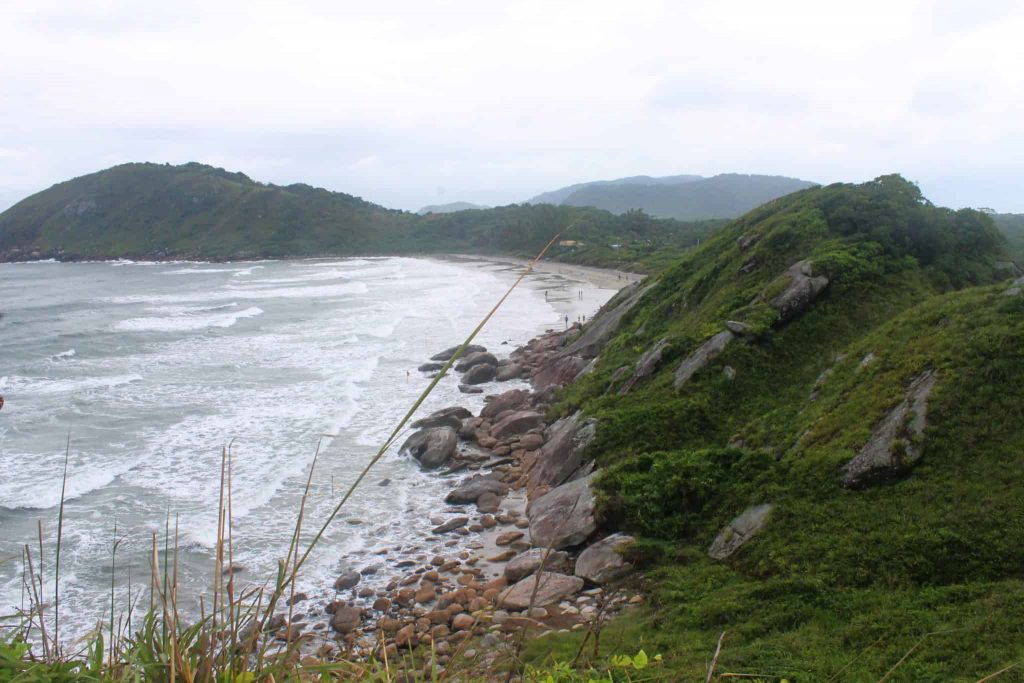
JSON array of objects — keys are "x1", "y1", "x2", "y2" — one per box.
[
  {"x1": 528, "y1": 172, "x2": 816, "y2": 220},
  {"x1": 417, "y1": 201, "x2": 491, "y2": 214}
]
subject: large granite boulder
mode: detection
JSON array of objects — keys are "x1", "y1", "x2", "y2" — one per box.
[
  {"x1": 495, "y1": 363, "x2": 524, "y2": 381},
  {"x1": 504, "y1": 548, "x2": 571, "y2": 582},
  {"x1": 480, "y1": 389, "x2": 531, "y2": 419},
  {"x1": 840, "y1": 370, "x2": 938, "y2": 488},
  {"x1": 574, "y1": 534, "x2": 636, "y2": 584},
  {"x1": 708, "y1": 504, "x2": 773, "y2": 560},
  {"x1": 764, "y1": 260, "x2": 829, "y2": 324},
  {"x1": 528, "y1": 473, "x2": 598, "y2": 549},
  {"x1": 411, "y1": 406, "x2": 473, "y2": 430},
  {"x1": 674, "y1": 330, "x2": 734, "y2": 390},
  {"x1": 618, "y1": 338, "x2": 669, "y2": 395},
  {"x1": 463, "y1": 363, "x2": 497, "y2": 385},
  {"x1": 532, "y1": 355, "x2": 588, "y2": 391},
  {"x1": 454, "y1": 351, "x2": 499, "y2": 372},
  {"x1": 430, "y1": 344, "x2": 486, "y2": 362},
  {"x1": 399, "y1": 427, "x2": 458, "y2": 469},
  {"x1": 498, "y1": 572, "x2": 584, "y2": 610},
  {"x1": 330, "y1": 606, "x2": 363, "y2": 633},
  {"x1": 528, "y1": 412, "x2": 597, "y2": 494},
  {"x1": 491, "y1": 410, "x2": 545, "y2": 440},
  {"x1": 444, "y1": 473, "x2": 509, "y2": 504}
]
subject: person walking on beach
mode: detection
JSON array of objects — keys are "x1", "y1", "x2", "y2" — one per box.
[{"x1": 564, "y1": 314, "x2": 569, "y2": 328}]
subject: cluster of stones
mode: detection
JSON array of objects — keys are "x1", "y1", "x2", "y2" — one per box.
[
  {"x1": 417, "y1": 343, "x2": 526, "y2": 394},
  {"x1": 257, "y1": 320, "x2": 646, "y2": 672}
]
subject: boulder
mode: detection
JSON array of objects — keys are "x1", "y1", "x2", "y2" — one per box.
[
  {"x1": 840, "y1": 370, "x2": 938, "y2": 488},
  {"x1": 504, "y1": 548, "x2": 570, "y2": 582},
  {"x1": 724, "y1": 320, "x2": 752, "y2": 335},
  {"x1": 400, "y1": 427, "x2": 458, "y2": 469},
  {"x1": 481, "y1": 389, "x2": 531, "y2": 419},
  {"x1": 476, "y1": 491, "x2": 501, "y2": 513},
  {"x1": 330, "y1": 606, "x2": 363, "y2": 634},
  {"x1": 708, "y1": 504, "x2": 773, "y2": 560},
  {"x1": 736, "y1": 232, "x2": 762, "y2": 251},
  {"x1": 444, "y1": 473, "x2": 509, "y2": 504},
  {"x1": 495, "y1": 363, "x2": 524, "y2": 381},
  {"x1": 674, "y1": 330, "x2": 734, "y2": 390},
  {"x1": 334, "y1": 571, "x2": 360, "y2": 591},
  {"x1": 558, "y1": 282, "x2": 656, "y2": 359},
  {"x1": 498, "y1": 572, "x2": 584, "y2": 610},
  {"x1": 528, "y1": 412, "x2": 597, "y2": 493},
  {"x1": 463, "y1": 364, "x2": 497, "y2": 385},
  {"x1": 618, "y1": 338, "x2": 669, "y2": 394},
  {"x1": 491, "y1": 411, "x2": 545, "y2": 440},
  {"x1": 528, "y1": 473, "x2": 598, "y2": 549},
  {"x1": 454, "y1": 351, "x2": 499, "y2": 372},
  {"x1": 432, "y1": 517, "x2": 469, "y2": 534},
  {"x1": 459, "y1": 385, "x2": 484, "y2": 394},
  {"x1": 532, "y1": 355, "x2": 588, "y2": 391},
  {"x1": 411, "y1": 406, "x2": 473, "y2": 431},
  {"x1": 574, "y1": 534, "x2": 636, "y2": 584},
  {"x1": 430, "y1": 344, "x2": 486, "y2": 361},
  {"x1": 418, "y1": 362, "x2": 445, "y2": 372},
  {"x1": 764, "y1": 260, "x2": 829, "y2": 324}
]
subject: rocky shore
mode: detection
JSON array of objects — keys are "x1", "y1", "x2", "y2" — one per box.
[{"x1": 254, "y1": 280, "x2": 653, "y2": 674}]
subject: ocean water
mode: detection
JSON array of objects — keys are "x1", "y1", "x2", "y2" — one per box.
[{"x1": 0, "y1": 256, "x2": 615, "y2": 640}]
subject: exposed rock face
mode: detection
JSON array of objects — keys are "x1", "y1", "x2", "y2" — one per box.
[
  {"x1": 559, "y1": 282, "x2": 656, "y2": 359},
  {"x1": 481, "y1": 389, "x2": 531, "y2": 419},
  {"x1": 574, "y1": 534, "x2": 636, "y2": 584},
  {"x1": 529, "y1": 412, "x2": 597, "y2": 494},
  {"x1": 400, "y1": 427, "x2": 458, "y2": 469},
  {"x1": 504, "y1": 548, "x2": 570, "y2": 582},
  {"x1": 498, "y1": 572, "x2": 584, "y2": 610},
  {"x1": 532, "y1": 355, "x2": 588, "y2": 391},
  {"x1": 454, "y1": 351, "x2": 499, "y2": 372},
  {"x1": 674, "y1": 330, "x2": 734, "y2": 389},
  {"x1": 765, "y1": 260, "x2": 829, "y2": 324},
  {"x1": 725, "y1": 320, "x2": 752, "y2": 335},
  {"x1": 840, "y1": 370, "x2": 939, "y2": 488},
  {"x1": 444, "y1": 473, "x2": 509, "y2": 504},
  {"x1": 463, "y1": 363, "x2": 497, "y2": 384},
  {"x1": 430, "y1": 344, "x2": 486, "y2": 361},
  {"x1": 528, "y1": 473, "x2": 598, "y2": 549},
  {"x1": 491, "y1": 410, "x2": 545, "y2": 439},
  {"x1": 618, "y1": 338, "x2": 669, "y2": 394},
  {"x1": 411, "y1": 406, "x2": 473, "y2": 430},
  {"x1": 1004, "y1": 276, "x2": 1024, "y2": 296},
  {"x1": 736, "y1": 232, "x2": 762, "y2": 251},
  {"x1": 330, "y1": 606, "x2": 363, "y2": 633},
  {"x1": 708, "y1": 504, "x2": 774, "y2": 560}
]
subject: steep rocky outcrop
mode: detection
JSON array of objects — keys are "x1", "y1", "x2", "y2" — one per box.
[
  {"x1": 558, "y1": 282, "x2": 655, "y2": 359},
  {"x1": 674, "y1": 330, "x2": 734, "y2": 389},
  {"x1": 708, "y1": 504, "x2": 774, "y2": 560},
  {"x1": 763, "y1": 260, "x2": 829, "y2": 324},
  {"x1": 618, "y1": 338, "x2": 670, "y2": 394},
  {"x1": 528, "y1": 412, "x2": 597, "y2": 494},
  {"x1": 528, "y1": 473, "x2": 598, "y2": 549},
  {"x1": 840, "y1": 370, "x2": 938, "y2": 488}
]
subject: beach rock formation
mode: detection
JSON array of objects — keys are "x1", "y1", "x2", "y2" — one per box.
[
  {"x1": 574, "y1": 533, "x2": 636, "y2": 584},
  {"x1": 528, "y1": 473, "x2": 598, "y2": 549},
  {"x1": 400, "y1": 427, "x2": 458, "y2": 468}
]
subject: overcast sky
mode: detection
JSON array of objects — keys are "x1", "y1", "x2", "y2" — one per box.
[{"x1": 1, "y1": 0, "x2": 1022, "y2": 213}]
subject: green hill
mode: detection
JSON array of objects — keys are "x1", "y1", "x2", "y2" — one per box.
[
  {"x1": 527, "y1": 175, "x2": 1023, "y2": 679},
  {"x1": 417, "y1": 201, "x2": 491, "y2": 214},
  {"x1": 530, "y1": 173, "x2": 816, "y2": 219},
  {"x1": 0, "y1": 162, "x2": 721, "y2": 271}
]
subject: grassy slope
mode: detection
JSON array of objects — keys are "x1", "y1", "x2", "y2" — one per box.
[
  {"x1": 527, "y1": 176, "x2": 1024, "y2": 680},
  {"x1": 0, "y1": 162, "x2": 720, "y2": 271}
]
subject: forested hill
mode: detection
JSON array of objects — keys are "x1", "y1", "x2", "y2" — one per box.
[
  {"x1": 526, "y1": 174, "x2": 1023, "y2": 678},
  {"x1": 0, "y1": 162, "x2": 720, "y2": 269},
  {"x1": 529, "y1": 173, "x2": 816, "y2": 219}
]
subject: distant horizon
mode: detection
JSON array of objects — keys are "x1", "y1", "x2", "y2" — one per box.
[{"x1": 2, "y1": 160, "x2": 1020, "y2": 217}]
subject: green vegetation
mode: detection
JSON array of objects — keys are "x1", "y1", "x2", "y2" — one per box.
[
  {"x1": 533, "y1": 175, "x2": 1024, "y2": 680},
  {"x1": 0, "y1": 162, "x2": 720, "y2": 272},
  {"x1": 533, "y1": 173, "x2": 816, "y2": 220},
  {"x1": 993, "y1": 212, "x2": 1024, "y2": 261}
]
